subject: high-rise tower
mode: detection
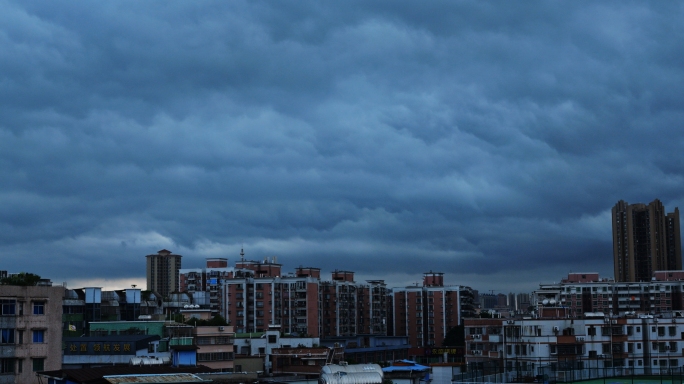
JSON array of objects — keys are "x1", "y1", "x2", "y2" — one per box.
[
  {"x1": 612, "y1": 199, "x2": 682, "y2": 282},
  {"x1": 146, "y1": 249, "x2": 182, "y2": 298}
]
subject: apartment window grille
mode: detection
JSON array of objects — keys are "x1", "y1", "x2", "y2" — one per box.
[
  {"x1": 32, "y1": 358, "x2": 44, "y2": 372},
  {"x1": 0, "y1": 359, "x2": 14, "y2": 374}
]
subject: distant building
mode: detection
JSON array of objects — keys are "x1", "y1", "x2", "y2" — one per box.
[
  {"x1": 0, "y1": 283, "x2": 64, "y2": 382},
  {"x1": 146, "y1": 249, "x2": 182, "y2": 298},
  {"x1": 479, "y1": 293, "x2": 497, "y2": 309},
  {"x1": 613, "y1": 199, "x2": 682, "y2": 282}
]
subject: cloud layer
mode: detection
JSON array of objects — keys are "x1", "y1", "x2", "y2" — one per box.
[{"x1": 2, "y1": 1, "x2": 683, "y2": 292}]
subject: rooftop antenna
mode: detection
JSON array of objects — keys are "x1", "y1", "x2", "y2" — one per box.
[{"x1": 240, "y1": 245, "x2": 245, "y2": 261}]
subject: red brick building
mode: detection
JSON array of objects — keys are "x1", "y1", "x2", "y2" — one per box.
[{"x1": 392, "y1": 272, "x2": 475, "y2": 349}]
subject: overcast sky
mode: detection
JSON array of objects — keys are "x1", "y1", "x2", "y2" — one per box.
[{"x1": 2, "y1": 1, "x2": 683, "y2": 294}]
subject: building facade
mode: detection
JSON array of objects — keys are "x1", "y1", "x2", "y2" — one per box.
[
  {"x1": 180, "y1": 252, "x2": 393, "y2": 338},
  {"x1": 222, "y1": 260, "x2": 389, "y2": 338},
  {"x1": 391, "y1": 272, "x2": 476, "y2": 349},
  {"x1": 465, "y1": 314, "x2": 684, "y2": 382},
  {"x1": 194, "y1": 325, "x2": 235, "y2": 372},
  {"x1": 533, "y1": 272, "x2": 684, "y2": 317},
  {"x1": 179, "y1": 258, "x2": 233, "y2": 317},
  {"x1": 0, "y1": 284, "x2": 64, "y2": 383},
  {"x1": 613, "y1": 200, "x2": 682, "y2": 282},
  {"x1": 146, "y1": 249, "x2": 182, "y2": 298}
]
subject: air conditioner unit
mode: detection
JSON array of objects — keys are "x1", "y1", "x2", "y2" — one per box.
[
  {"x1": 219, "y1": 326, "x2": 224, "y2": 331},
  {"x1": 553, "y1": 326, "x2": 560, "y2": 331},
  {"x1": 474, "y1": 335, "x2": 481, "y2": 339},
  {"x1": 611, "y1": 320, "x2": 617, "y2": 324}
]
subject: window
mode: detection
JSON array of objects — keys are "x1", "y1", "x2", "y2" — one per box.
[
  {"x1": 32, "y1": 358, "x2": 44, "y2": 372},
  {"x1": 0, "y1": 329, "x2": 14, "y2": 344},
  {"x1": 32, "y1": 302, "x2": 45, "y2": 315},
  {"x1": 0, "y1": 300, "x2": 15, "y2": 315},
  {"x1": 0, "y1": 359, "x2": 14, "y2": 374},
  {"x1": 32, "y1": 330, "x2": 45, "y2": 343}
]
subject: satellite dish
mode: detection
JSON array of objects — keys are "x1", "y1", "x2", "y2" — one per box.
[{"x1": 542, "y1": 299, "x2": 549, "y2": 306}]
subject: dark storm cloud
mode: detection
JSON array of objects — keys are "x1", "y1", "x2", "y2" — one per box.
[{"x1": 1, "y1": 0, "x2": 683, "y2": 292}]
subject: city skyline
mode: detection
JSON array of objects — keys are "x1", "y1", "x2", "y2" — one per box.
[{"x1": 2, "y1": 2, "x2": 684, "y2": 293}]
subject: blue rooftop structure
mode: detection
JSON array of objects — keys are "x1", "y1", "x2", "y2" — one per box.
[{"x1": 382, "y1": 360, "x2": 430, "y2": 372}]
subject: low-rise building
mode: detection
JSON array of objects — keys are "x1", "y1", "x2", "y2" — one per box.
[
  {"x1": 62, "y1": 334, "x2": 163, "y2": 369},
  {"x1": 464, "y1": 313, "x2": 684, "y2": 382},
  {"x1": 533, "y1": 272, "x2": 684, "y2": 316},
  {"x1": 194, "y1": 325, "x2": 235, "y2": 372},
  {"x1": 0, "y1": 282, "x2": 64, "y2": 383}
]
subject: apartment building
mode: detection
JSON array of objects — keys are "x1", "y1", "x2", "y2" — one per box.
[
  {"x1": 179, "y1": 257, "x2": 233, "y2": 316},
  {"x1": 146, "y1": 249, "x2": 182, "y2": 298},
  {"x1": 202, "y1": 258, "x2": 391, "y2": 338},
  {"x1": 0, "y1": 283, "x2": 64, "y2": 383},
  {"x1": 194, "y1": 325, "x2": 235, "y2": 372},
  {"x1": 179, "y1": 251, "x2": 393, "y2": 338},
  {"x1": 534, "y1": 272, "x2": 684, "y2": 317},
  {"x1": 613, "y1": 199, "x2": 682, "y2": 282},
  {"x1": 391, "y1": 272, "x2": 476, "y2": 349},
  {"x1": 465, "y1": 314, "x2": 684, "y2": 381}
]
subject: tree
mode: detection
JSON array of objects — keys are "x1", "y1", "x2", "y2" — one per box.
[
  {"x1": 443, "y1": 324, "x2": 465, "y2": 346},
  {"x1": 0, "y1": 272, "x2": 42, "y2": 286},
  {"x1": 184, "y1": 314, "x2": 228, "y2": 326}
]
